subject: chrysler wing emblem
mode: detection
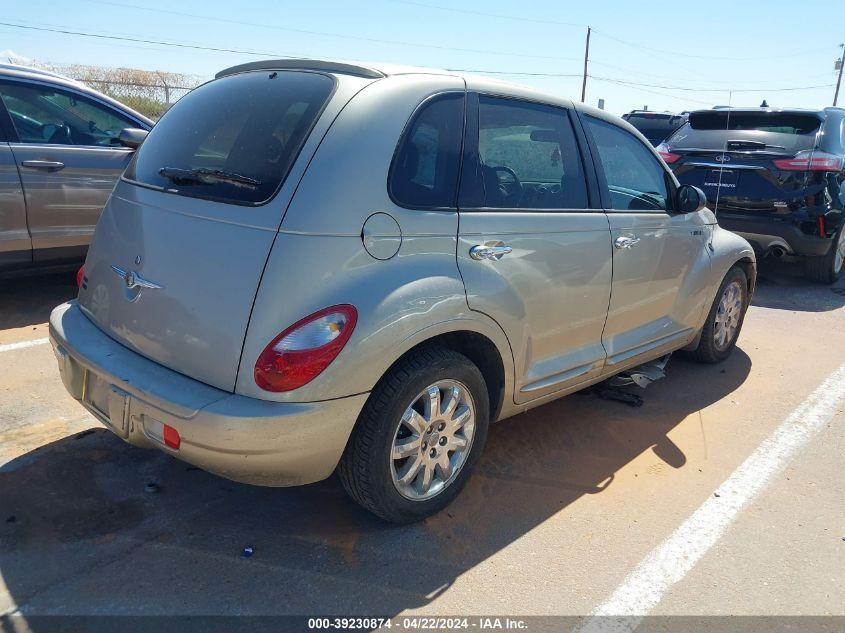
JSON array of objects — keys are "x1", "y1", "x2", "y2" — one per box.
[
  {"x1": 715, "y1": 154, "x2": 731, "y2": 162},
  {"x1": 110, "y1": 265, "x2": 164, "y2": 290}
]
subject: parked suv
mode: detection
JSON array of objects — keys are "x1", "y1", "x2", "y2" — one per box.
[
  {"x1": 50, "y1": 59, "x2": 755, "y2": 522},
  {"x1": 658, "y1": 107, "x2": 845, "y2": 283},
  {"x1": 621, "y1": 110, "x2": 688, "y2": 147},
  {"x1": 0, "y1": 64, "x2": 152, "y2": 276}
]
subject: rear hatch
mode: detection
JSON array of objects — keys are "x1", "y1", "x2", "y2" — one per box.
[
  {"x1": 661, "y1": 110, "x2": 829, "y2": 216},
  {"x1": 77, "y1": 69, "x2": 337, "y2": 392}
]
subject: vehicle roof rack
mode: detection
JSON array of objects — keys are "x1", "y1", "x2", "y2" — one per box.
[{"x1": 215, "y1": 59, "x2": 386, "y2": 80}]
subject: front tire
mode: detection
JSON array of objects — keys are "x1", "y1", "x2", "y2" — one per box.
[
  {"x1": 804, "y1": 223, "x2": 845, "y2": 284},
  {"x1": 338, "y1": 346, "x2": 490, "y2": 523},
  {"x1": 687, "y1": 266, "x2": 749, "y2": 364}
]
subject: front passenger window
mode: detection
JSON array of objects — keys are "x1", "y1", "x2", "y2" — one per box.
[
  {"x1": 585, "y1": 115, "x2": 671, "y2": 212},
  {"x1": 0, "y1": 81, "x2": 136, "y2": 147}
]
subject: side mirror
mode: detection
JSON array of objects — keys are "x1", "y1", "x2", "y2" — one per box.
[
  {"x1": 676, "y1": 184, "x2": 708, "y2": 213},
  {"x1": 118, "y1": 128, "x2": 149, "y2": 150}
]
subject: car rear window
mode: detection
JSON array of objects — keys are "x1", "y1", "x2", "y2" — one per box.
[
  {"x1": 624, "y1": 114, "x2": 685, "y2": 141},
  {"x1": 667, "y1": 111, "x2": 822, "y2": 152},
  {"x1": 124, "y1": 71, "x2": 334, "y2": 205}
]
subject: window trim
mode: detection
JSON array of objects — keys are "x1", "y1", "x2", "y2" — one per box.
[
  {"x1": 0, "y1": 77, "x2": 150, "y2": 148},
  {"x1": 386, "y1": 90, "x2": 467, "y2": 212},
  {"x1": 121, "y1": 69, "x2": 339, "y2": 208},
  {"x1": 458, "y1": 92, "x2": 597, "y2": 213},
  {"x1": 578, "y1": 111, "x2": 678, "y2": 214}
]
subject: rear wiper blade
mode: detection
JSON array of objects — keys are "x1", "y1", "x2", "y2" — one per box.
[
  {"x1": 725, "y1": 139, "x2": 786, "y2": 151},
  {"x1": 158, "y1": 166, "x2": 262, "y2": 188}
]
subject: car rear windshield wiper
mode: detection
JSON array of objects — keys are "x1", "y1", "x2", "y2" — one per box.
[
  {"x1": 726, "y1": 139, "x2": 786, "y2": 151},
  {"x1": 158, "y1": 167, "x2": 262, "y2": 188}
]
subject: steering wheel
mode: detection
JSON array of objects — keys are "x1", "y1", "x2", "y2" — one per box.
[{"x1": 491, "y1": 166, "x2": 523, "y2": 202}]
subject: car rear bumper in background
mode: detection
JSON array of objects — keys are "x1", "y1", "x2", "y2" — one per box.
[
  {"x1": 48, "y1": 301, "x2": 369, "y2": 487},
  {"x1": 717, "y1": 213, "x2": 833, "y2": 257}
]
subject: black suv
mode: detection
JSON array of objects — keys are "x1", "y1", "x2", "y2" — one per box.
[
  {"x1": 621, "y1": 110, "x2": 688, "y2": 147},
  {"x1": 659, "y1": 107, "x2": 845, "y2": 283}
]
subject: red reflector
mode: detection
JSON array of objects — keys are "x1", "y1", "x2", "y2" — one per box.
[
  {"x1": 163, "y1": 424, "x2": 181, "y2": 450},
  {"x1": 76, "y1": 265, "x2": 85, "y2": 288},
  {"x1": 658, "y1": 150, "x2": 681, "y2": 164},
  {"x1": 819, "y1": 216, "x2": 826, "y2": 237}
]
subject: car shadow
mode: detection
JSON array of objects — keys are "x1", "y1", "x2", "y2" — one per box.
[
  {"x1": 0, "y1": 273, "x2": 78, "y2": 331},
  {"x1": 751, "y1": 259, "x2": 845, "y2": 313},
  {"x1": 0, "y1": 350, "x2": 751, "y2": 617}
]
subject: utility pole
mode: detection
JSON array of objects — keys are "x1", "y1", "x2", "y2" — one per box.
[
  {"x1": 834, "y1": 43, "x2": 844, "y2": 107},
  {"x1": 581, "y1": 26, "x2": 591, "y2": 103}
]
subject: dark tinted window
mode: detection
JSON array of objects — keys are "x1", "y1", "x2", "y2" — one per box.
[
  {"x1": 667, "y1": 111, "x2": 821, "y2": 153},
  {"x1": 0, "y1": 81, "x2": 136, "y2": 146},
  {"x1": 465, "y1": 96, "x2": 587, "y2": 210},
  {"x1": 585, "y1": 115, "x2": 670, "y2": 212},
  {"x1": 389, "y1": 93, "x2": 464, "y2": 208},
  {"x1": 125, "y1": 71, "x2": 334, "y2": 205},
  {"x1": 623, "y1": 113, "x2": 686, "y2": 146}
]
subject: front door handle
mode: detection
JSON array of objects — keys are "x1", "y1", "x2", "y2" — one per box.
[
  {"x1": 614, "y1": 235, "x2": 641, "y2": 250},
  {"x1": 470, "y1": 242, "x2": 512, "y2": 261},
  {"x1": 21, "y1": 160, "x2": 65, "y2": 171}
]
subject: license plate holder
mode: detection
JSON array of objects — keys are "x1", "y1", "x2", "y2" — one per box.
[
  {"x1": 704, "y1": 169, "x2": 739, "y2": 189},
  {"x1": 84, "y1": 370, "x2": 130, "y2": 437}
]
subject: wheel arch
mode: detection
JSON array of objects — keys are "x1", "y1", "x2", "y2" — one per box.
[{"x1": 372, "y1": 327, "x2": 510, "y2": 424}]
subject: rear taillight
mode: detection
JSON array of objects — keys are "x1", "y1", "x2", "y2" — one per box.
[
  {"x1": 254, "y1": 305, "x2": 357, "y2": 392},
  {"x1": 76, "y1": 265, "x2": 85, "y2": 288},
  {"x1": 773, "y1": 151, "x2": 844, "y2": 171},
  {"x1": 656, "y1": 144, "x2": 680, "y2": 164}
]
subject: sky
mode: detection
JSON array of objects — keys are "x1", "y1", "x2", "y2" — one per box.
[{"x1": 1, "y1": 0, "x2": 843, "y2": 115}]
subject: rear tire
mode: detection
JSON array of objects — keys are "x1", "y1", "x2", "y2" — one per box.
[
  {"x1": 803, "y1": 224, "x2": 845, "y2": 284},
  {"x1": 338, "y1": 345, "x2": 489, "y2": 523},
  {"x1": 687, "y1": 266, "x2": 749, "y2": 364}
]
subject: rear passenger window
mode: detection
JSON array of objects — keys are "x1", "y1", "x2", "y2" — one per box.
[
  {"x1": 585, "y1": 115, "x2": 671, "y2": 212},
  {"x1": 465, "y1": 96, "x2": 588, "y2": 210},
  {"x1": 389, "y1": 93, "x2": 464, "y2": 209}
]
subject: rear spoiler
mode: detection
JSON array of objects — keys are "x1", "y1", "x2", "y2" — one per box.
[{"x1": 216, "y1": 59, "x2": 386, "y2": 80}]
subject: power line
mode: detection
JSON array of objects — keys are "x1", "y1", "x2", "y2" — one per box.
[
  {"x1": 591, "y1": 29, "x2": 830, "y2": 62},
  {"x1": 388, "y1": 0, "x2": 582, "y2": 27},
  {"x1": 387, "y1": 0, "x2": 831, "y2": 62},
  {"x1": 0, "y1": 21, "x2": 294, "y2": 58},
  {"x1": 591, "y1": 75, "x2": 835, "y2": 93},
  {"x1": 83, "y1": 0, "x2": 582, "y2": 62},
  {"x1": 4, "y1": 21, "x2": 833, "y2": 98}
]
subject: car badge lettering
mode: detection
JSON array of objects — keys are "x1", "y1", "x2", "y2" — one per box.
[{"x1": 715, "y1": 154, "x2": 731, "y2": 162}]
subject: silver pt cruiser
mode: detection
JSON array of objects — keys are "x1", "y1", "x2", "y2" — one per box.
[{"x1": 50, "y1": 59, "x2": 755, "y2": 522}]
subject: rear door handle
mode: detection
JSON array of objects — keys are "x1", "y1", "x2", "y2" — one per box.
[
  {"x1": 614, "y1": 235, "x2": 641, "y2": 250},
  {"x1": 21, "y1": 160, "x2": 65, "y2": 171},
  {"x1": 470, "y1": 242, "x2": 512, "y2": 261}
]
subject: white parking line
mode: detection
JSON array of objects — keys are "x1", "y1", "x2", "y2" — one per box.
[
  {"x1": 0, "y1": 338, "x2": 49, "y2": 354},
  {"x1": 578, "y1": 359, "x2": 845, "y2": 633}
]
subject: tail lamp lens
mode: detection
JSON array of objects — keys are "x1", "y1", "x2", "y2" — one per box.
[
  {"x1": 773, "y1": 151, "x2": 844, "y2": 171},
  {"x1": 656, "y1": 144, "x2": 681, "y2": 164},
  {"x1": 76, "y1": 265, "x2": 85, "y2": 288},
  {"x1": 254, "y1": 305, "x2": 358, "y2": 392}
]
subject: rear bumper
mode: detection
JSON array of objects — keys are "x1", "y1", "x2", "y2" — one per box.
[
  {"x1": 49, "y1": 301, "x2": 369, "y2": 486},
  {"x1": 716, "y1": 213, "x2": 834, "y2": 257}
]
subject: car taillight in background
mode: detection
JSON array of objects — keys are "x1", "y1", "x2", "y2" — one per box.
[
  {"x1": 76, "y1": 265, "x2": 85, "y2": 288},
  {"x1": 254, "y1": 305, "x2": 358, "y2": 392},
  {"x1": 773, "y1": 151, "x2": 844, "y2": 172},
  {"x1": 656, "y1": 143, "x2": 680, "y2": 164}
]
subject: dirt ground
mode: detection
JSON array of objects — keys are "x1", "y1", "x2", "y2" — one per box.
[{"x1": 0, "y1": 260, "x2": 843, "y2": 627}]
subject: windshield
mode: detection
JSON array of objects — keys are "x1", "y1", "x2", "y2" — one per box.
[
  {"x1": 124, "y1": 70, "x2": 334, "y2": 205},
  {"x1": 667, "y1": 111, "x2": 821, "y2": 152}
]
